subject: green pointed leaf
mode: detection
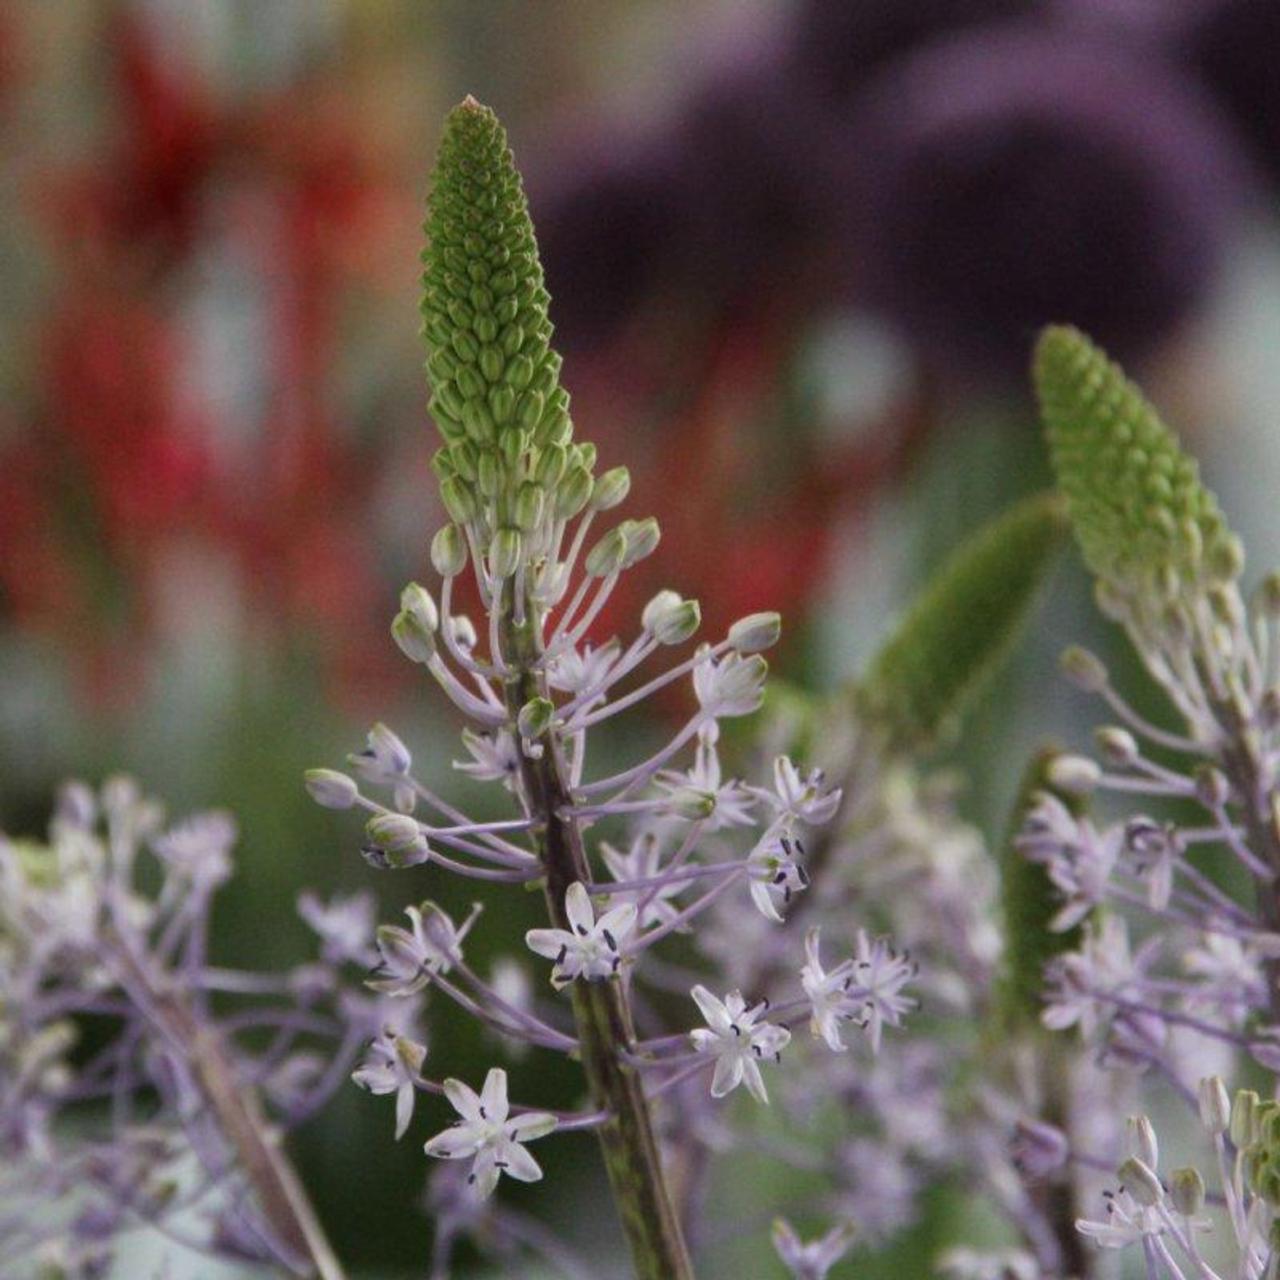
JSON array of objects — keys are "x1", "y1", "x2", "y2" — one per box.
[
  {"x1": 1034, "y1": 325, "x2": 1241, "y2": 618},
  {"x1": 995, "y1": 749, "x2": 1085, "y2": 1031},
  {"x1": 856, "y1": 492, "x2": 1068, "y2": 752}
]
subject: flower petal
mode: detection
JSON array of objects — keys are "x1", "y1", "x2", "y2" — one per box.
[
  {"x1": 564, "y1": 881, "x2": 594, "y2": 934},
  {"x1": 442, "y1": 1077, "x2": 482, "y2": 1123}
]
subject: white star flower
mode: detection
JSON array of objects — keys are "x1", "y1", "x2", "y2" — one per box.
[
  {"x1": 297, "y1": 889, "x2": 376, "y2": 966},
  {"x1": 657, "y1": 730, "x2": 756, "y2": 831},
  {"x1": 546, "y1": 640, "x2": 621, "y2": 698},
  {"x1": 601, "y1": 832, "x2": 685, "y2": 931},
  {"x1": 352, "y1": 1027, "x2": 427, "y2": 1140},
  {"x1": 422, "y1": 1067, "x2": 557, "y2": 1199},
  {"x1": 348, "y1": 723, "x2": 417, "y2": 813},
  {"x1": 770, "y1": 757, "x2": 842, "y2": 826},
  {"x1": 453, "y1": 727, "x2": 521, "y2": 790},
  {"x1": 150, "y1": 811, "x2": 237, "y2": 890},
  {"x1": 746, "y1": 825, "x2": 810, "y2": 922},
  {"x1": 689, "y1": 984, "x2": 790, "y2": 1103},
  {"x1": 850, "y1": 929, "x2": 919, "y2": 1054},
  {"x1": 692, "y1": 646, "x2": 768, "y2": 719},
  {"x1": 525, "y1": 883, "x2": 637, "y2": 990},
  {"x1": 771, "y1": 1218, "x2": 856, "y2": 1280},
  {"x1": 801, "y1": 927, "x2": 863, "y2": 1053}
]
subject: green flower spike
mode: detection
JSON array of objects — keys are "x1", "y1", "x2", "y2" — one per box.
[
  {"x1": 421, "y1": 97, "x2": 603, "y2": 592},
  {"x1": 1034, "y1": 325, "x2": 1242, "y2": 626}
]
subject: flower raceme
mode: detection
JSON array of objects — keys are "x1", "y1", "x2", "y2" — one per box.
[{"x1": 303, "y1": 97, "x2": 917, "y2": 1278}]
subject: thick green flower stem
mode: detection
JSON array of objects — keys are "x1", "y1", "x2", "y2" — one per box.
[{"x1": 500, "y1": 605, "x2": 695, "y2": 1280}]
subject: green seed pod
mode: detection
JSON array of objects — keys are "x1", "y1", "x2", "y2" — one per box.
[{"x1": 431, "y1": 524, "x2": 468, "y2": 578}]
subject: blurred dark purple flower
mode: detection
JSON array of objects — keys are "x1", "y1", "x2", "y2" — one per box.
[
  {"x1": 1183, "y1": 0, "x2": 1280, "y2": 188},
  {"x1": 532, "y1": 132, "x2": 682, "y2": 350},
  {"x1": 843, "y1": 25, "x2": 1243, "y2": 380},
  {"x1": 790, "y1": 0, "x2": 1034, "y2": 103}
]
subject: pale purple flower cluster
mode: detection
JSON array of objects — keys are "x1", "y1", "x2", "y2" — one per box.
[{"x1": 0, "y1": 778, "x2": 389, "y2": 1277}]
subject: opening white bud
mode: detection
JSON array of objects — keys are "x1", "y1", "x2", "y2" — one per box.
[
  {"x1": 304, "y1": 768, "x2": 358, "y2": 810},
  {"x1": 431, "y1": 524, "x2": 468, "y2": 578},
  {"x1": 517, "y1": 697, "x2": 555, "y2": 741},
  {"x1": 591, "y1": 465, "x2": 631, "y2": 511},
  {"x1": 1095, "y1": 726, "x2": 1138, "y2": 767},
  {"x1": 1046, "y1": 754, "x2": 1101, "y2": 795},
  {"x1": 1117, "y1": 1157, "x2": 1162, "y2": 1208},
  {"x1": 728, "y1": 612, "x2": 782, "y2": 654},
  {"x1": 1060, "y1": 645, "x2": 1108, "y2": 693},
  {"x1": 1197, "y1": 1076, "x2": 1230, "y2": 1133},
  {"x1": 1169, "y1": 1167, "x2": 1205, "y2": 1217},
  {"x1": 649, "y1": 596, "x2": 701, "y2": 646},
  {"x1": 664, "y1": 787, "x2": 717, "y2": 821}
]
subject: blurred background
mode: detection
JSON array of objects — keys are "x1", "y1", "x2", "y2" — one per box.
[{"x1": 3, "y1": 0, "x2": 1280, "y2": 1275}]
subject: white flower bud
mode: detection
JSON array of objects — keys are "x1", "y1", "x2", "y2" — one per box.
[
  {"x1": 1169, "y1": 1167, "x2": 1205, "y2": 1216},
  {"x1": 431, "y1": 524, "x2": 468, "y2": 578},
  {"x1": 1117, "y1": 1157, "x2": 1163, "y2": 1208},
  {"x1": 517, "y1": 697, "x2": 555, "y2": 741},
  {"x1": 1046, "y1": 754, "x2": 1101, "y2": 795},
  {"x1": 392, "y1": 609, "x2": 435, "y2": 664},
  {"x1": 591, "y1": 465, "x2": 631, "y2": 511},
  {"x1": 1126, "y1": 1114, "x2": 1159, "y2": 1169},
  {"x1": 1060, "y1": 645, "x2": 1108, "y2": 693},
  {"x1": 643, "y1": 591, "x2": 701, "y2": 645},
  {"x1": 1198, "y1": 1076, "x2": 1230, "y2": 1133},
  {"x1": 448, "y1": 615, "x2": 478, "y2": 650},
  {"x1": 728, "y1": 612, "x2": 782, "y2": 654},
  {"x1": 1095, "y1": 726, "x2": 1138, "y2": 767},
  {"x1": 664, "y1": 787, "x2": 717, "y2": 821},
  {"x1": 304, "y1": 769, "x2": 358, "y2": 810}
]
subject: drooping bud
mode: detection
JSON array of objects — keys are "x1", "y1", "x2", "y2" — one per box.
[
  {"x1": 643, "y1": 591, "x2": 701, "y2": 645},
  {"x1": 304, "y1": 769, "x2": 359, "y2": 810},
  {"x1": 585, "y1": 527, "x2": 628, "y2": 578},
  {"x1": 1169, "y1": 1167, "x2": 1205, "y2": 1217},
  {"x1": 431, "y1": 524, "x2": 468, "y2": 578},
  {"x1": 1060, "y1": 645, "x2": 1108, "y2": 693},
  {"x1": 619, "y1": 517, "x2": 660, "y2": 568},
  {"x1": 728, "y1": 612, "x2": 782, "y2": 654},
  {"x1": 364, "y1": 813, "x2": 430, "y2": 869},
  {"x1": 392, "y1": 609, "x2": 436, "y2": 664},
  {"x1": 1095, "y1": 726, "x2": 1138, "y2": 768}
]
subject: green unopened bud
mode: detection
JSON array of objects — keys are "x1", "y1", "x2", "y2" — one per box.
[
  {"x1": 1095, "y1": 726, "x2": 1138, "y2": 767},
  {"x1": 620, "y1": 517, "x2": 660, "y2": 567},
  {"x1": 1255, "y1": 572, "x2": 1280, "y2": 620},
  {"x1": 592, "y1": 466, "x2": 631, "y2": 511},
  {"x1": 517, "y1": 697, "x2": 555, "y2": 741},
  {"x1": 1209, "y1": 533, "x2": 1245, "y2": 583},
  {"x1": 643, "y1": 591, "x2": 701, "y2": 645},
  {"x1": 401, "y1": 582, "x2": 439, "y2": 633},
  {"x1": 304, "y1": 768, "x2": 359, "y2": 810},
  {"x1": 1198, "y1": 1076, "x2": 1231, "y2": 1133},
  {"x1": 1231, "y1": 1089, "x2": 1260, "y2": 1148},
  {"x1": 1169, "y1": 1167, "x2": 1205, "y2": 1216},
  {"x1": 555, "y1": 466, "x2": 594, "y2": 519},
  {"x1": 1193, "y1": 763, "x2": 1231, "y2": 809},
  {"x1": 1060, "y1": 645, "x2": 1108, "y2": 693},
  {"x1": 1117, "y1": 1157, "x2": 1162, "y2": 1208},
  {"x1": 535, "y1": 444, "x2": 567, "y2": 488},
  {"x1": 489, "y1": 527, "x2": 523, "y2": 579},
  {"x1": 514, "y1": 481, "x2": 545, "y2": 533},
  {"x1": 365, "y1": 813, "x2": 429, "y2": 868},
  {"x1": 728, "y1": 612, "x2": 782, "y2": 654},
  {"x1": 1045, "y1": 754, "x2": 1101, "y2": 795},
  {"x1": 477, "y1": 449, "x2": 502, "y2": 498},
  {"x1": 585, "y1": 527, "x2": 628, "y2": 578},
  {"x1": 440, "y1": 477, "x2": 477, "y2": 525},
  {"x1": 431, "y1": 524, "x2": 468, "y2": 578}
]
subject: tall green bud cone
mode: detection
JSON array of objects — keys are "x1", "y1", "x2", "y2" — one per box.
[
  {"x1": 421, "y1": 98, "x2": 576, "y2": 558},
  {"x1": 1034, "y1": 326, "x2": 1242, "y2": 621},
  {"x1": 856, "y1": 492, "x2": 1068, "y2": 753},
  {"x1": 996, "y1": 750, "x2": 1086, "y2": 1030}
]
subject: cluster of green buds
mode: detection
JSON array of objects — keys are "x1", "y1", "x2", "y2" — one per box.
[
  {"x1": 420, "y1": 97, "x2": 644, "y2": 608},
  {"x1": 1237, "y1": 1089, "x2": 1280, "y2": 1211}
]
